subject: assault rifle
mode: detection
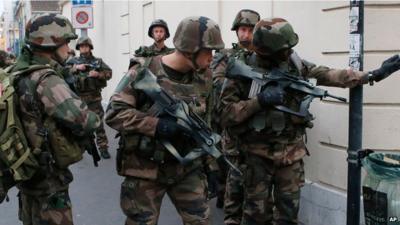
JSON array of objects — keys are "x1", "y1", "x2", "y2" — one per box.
[
  {"x1": 134, "y1": 68, "x2": 241, "y2": 175},
  {"x1": 66, "y1": 58, "x2": 102, "y2": 74},
  {"x1": 226, "y1": 58, "x2": 347, "y2": 118}
]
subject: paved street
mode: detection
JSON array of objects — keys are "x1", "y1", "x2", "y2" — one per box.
[{"x1": 0, "y1": 127, "x2": 224, "y2": 225}]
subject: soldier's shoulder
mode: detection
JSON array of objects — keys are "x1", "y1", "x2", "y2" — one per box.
[
  {"x1": 128, "y1": 55, "x2": 159, "y2": 76},
  {"x1": 134, "y1": 45, "x2": 147, "y2": 52},
  {"x1": 134, "y1": 45, "x2": 152, "y2": 57},
  {"x1": 92, "y1": 56, "x2": 103, "y2": 61},
  {"x1": 211, "y1": 51, "x2": 228, "y2": 70},
  {"x1": 128, "y1": 54, "x2": 156, "y2": 70},
  {"x1": 15, "y1": 66, "x2": 60, "y2": 94},
  {"x1": 163, "y1": 47, "x2": 175, "y2": 54},
  {"x1": 30, "y1": 67, "x2": 58, "y2": 80}
]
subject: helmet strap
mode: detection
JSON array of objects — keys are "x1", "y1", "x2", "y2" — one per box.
[
  {"x1": 190, "y1": 51, "x2": 200, "y2": 71},
  {"x1": 53, "y1": 51, "x2": 67, "y2": 66},
  {"x1": 192, "y1": 51, "x2": 208, "y2": 73}
]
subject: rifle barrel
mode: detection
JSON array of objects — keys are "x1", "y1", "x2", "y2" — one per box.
[{"x1": 326, "y1": 93, "x2": 347, "y2": 102}]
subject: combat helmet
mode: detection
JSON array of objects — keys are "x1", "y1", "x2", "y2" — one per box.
[
  {"x1": 25, "y1": 13, "x2": 78, "y2": 50},
  {"x1": 173, "y1": 16, "x2": 224, "y2": 54},
  {"x1": 231, "y1": 9, "x2": 260, "y2": 31},
  {"x1": 252, "y1": 18, "x2": 299, "y2": 56},
  {"x1": 75, "y1": 36, "x2": 94, "y2": 50},
  {"x1": 148, "y1": 19, "x2": 170, "y2": 39}
]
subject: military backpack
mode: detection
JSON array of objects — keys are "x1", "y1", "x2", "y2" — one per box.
[
  {"x1": 0, "y1": 66, "x2": 47, "y2": 203},
  {"x1": 0, "y1": 65, "x2": 85, "y2": 203}
]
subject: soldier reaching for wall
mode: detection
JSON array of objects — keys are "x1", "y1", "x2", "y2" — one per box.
[{"x1": 218, "y1": 17, "x2": 400, "y2": 225}]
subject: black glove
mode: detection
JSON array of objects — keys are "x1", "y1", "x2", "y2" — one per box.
[
  {"x1": 206, "y1": 171, "x2": 219, "y2": 200},
  {"x1": 257, "y1": 85, "x2": 285, "y2": 107},
  {"x1": 370, "y1": 54, "x2": 400, "y2": 83},
  {"x1": 155, "y1": 118, "x2": 185, "y2": 140}
]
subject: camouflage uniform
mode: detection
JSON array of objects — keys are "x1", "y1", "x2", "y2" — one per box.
[
  {"x1": 12, "y1": 14, "x2": 100, "y2": 225},
  {"x1": 218, "y1": 18, "x2": 368, "y2": 225},
  {"x1": 106, "y1": 16, "x2": 224, "y2": 225},
  {"x1": 211, "y1": 9, "x2": 260, "y2": 225},
  {"x1": 67, "y1": 37, "x2": 112, "y2": 157}
]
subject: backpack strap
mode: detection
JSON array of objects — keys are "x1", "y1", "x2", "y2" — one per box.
[
  {"x1": 143, "y1": 57, "x2": 153, "y2": 68},
  {"x1": 12, "y1": 66, "x2": 57, "y2": 157},
  {"x1": 11, "y1": 65, "x2": 53, "y2": 78},
  {"x1": 289, "y1": 51, "x2": 304, "y2": 76}
]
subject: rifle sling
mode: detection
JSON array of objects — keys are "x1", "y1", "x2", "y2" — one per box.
[{"x1": 161, "y1": 140, "x2": 204, "y2": 164}]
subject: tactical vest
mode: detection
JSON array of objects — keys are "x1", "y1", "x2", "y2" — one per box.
[
  {"x1": 229, "y1": 52, "x2": 313, "y2": 148},
  {"x1": 119, "y1": 56, "x2": 212, "y2": 168},
  {"x1": 67, "y1": 56, "x2": 107, "y2": 93}
]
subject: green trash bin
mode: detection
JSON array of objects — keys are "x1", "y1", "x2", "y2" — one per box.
[{"x1": 362, "y1": 153, "x2": 400, "y2": 225}]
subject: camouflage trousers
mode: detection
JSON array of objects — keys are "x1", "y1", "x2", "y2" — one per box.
[
  {"x1": 223, "y1": 155, "x2": 244, "y2": 225},
  {"x1": 120, "y1": 170, "x2": 210, "y2": 225},
  {"x1": 84, "y1": 99, "x2": 108, "y2": 151},
  {"x1": 18, "y1": 190, "x2": 73, "y2": 225},
  {"x1": 216, "y1": 156, "x2": 228, "y2": 205},
  {"x1": 241, "y1": 155, "x2": 305, "y2": 225}
]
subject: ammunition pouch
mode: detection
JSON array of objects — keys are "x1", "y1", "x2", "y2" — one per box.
[
  {"x1": 76, "y1": 76, "x2": 107, "y2": 93},
  {"x1": 119, "y1": 133, "x2": 170, "y2": 165},
  {"x1": 45, "y1": 119, "x2": 83, "y2": 169}
]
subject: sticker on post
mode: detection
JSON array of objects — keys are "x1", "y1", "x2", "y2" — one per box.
[
  {"x1": 349, "y1": 7, "x2": 359, "y2": 33},
  {"x1": 349, "y1": 34, "x2": 361, "y2": 57}
]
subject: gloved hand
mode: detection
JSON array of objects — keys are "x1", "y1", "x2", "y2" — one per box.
[
  {"x1": 206, "y1": 171, "x2": 219, "y2": 200},
  {"x1": 370, "y1": 54, "x2": 400, "y2": 83},
  {"x1": 257, "y1": 85, "x2": 285, "y2": 107},
  {"x1": 155, "y1": 117, "x2": 185, "y2": 140}
]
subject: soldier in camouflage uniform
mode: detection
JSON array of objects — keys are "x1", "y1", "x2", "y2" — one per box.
[
  {"x1": 106, "y1": 16, "x2": 224, "y2": 225},
  {"x1": 218, "y1": 18, "x2": 400, "y2": 225},
  {"x1": 11, "y1": 14, "x2": 100, "y2": 225},
  {"x1": 211, "y1": 9, "x2": 260, "y2": 224},
  {"x1": 67, "y1": 36, "x2": 112, "y2": 159},
  {"x1": 134, "y1": 19, "x2": 174, "y2": 58}
]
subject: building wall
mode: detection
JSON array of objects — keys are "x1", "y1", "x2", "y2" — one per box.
[{"x1": 60, "y1": 1, "x2": 400, "y2": 224}]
